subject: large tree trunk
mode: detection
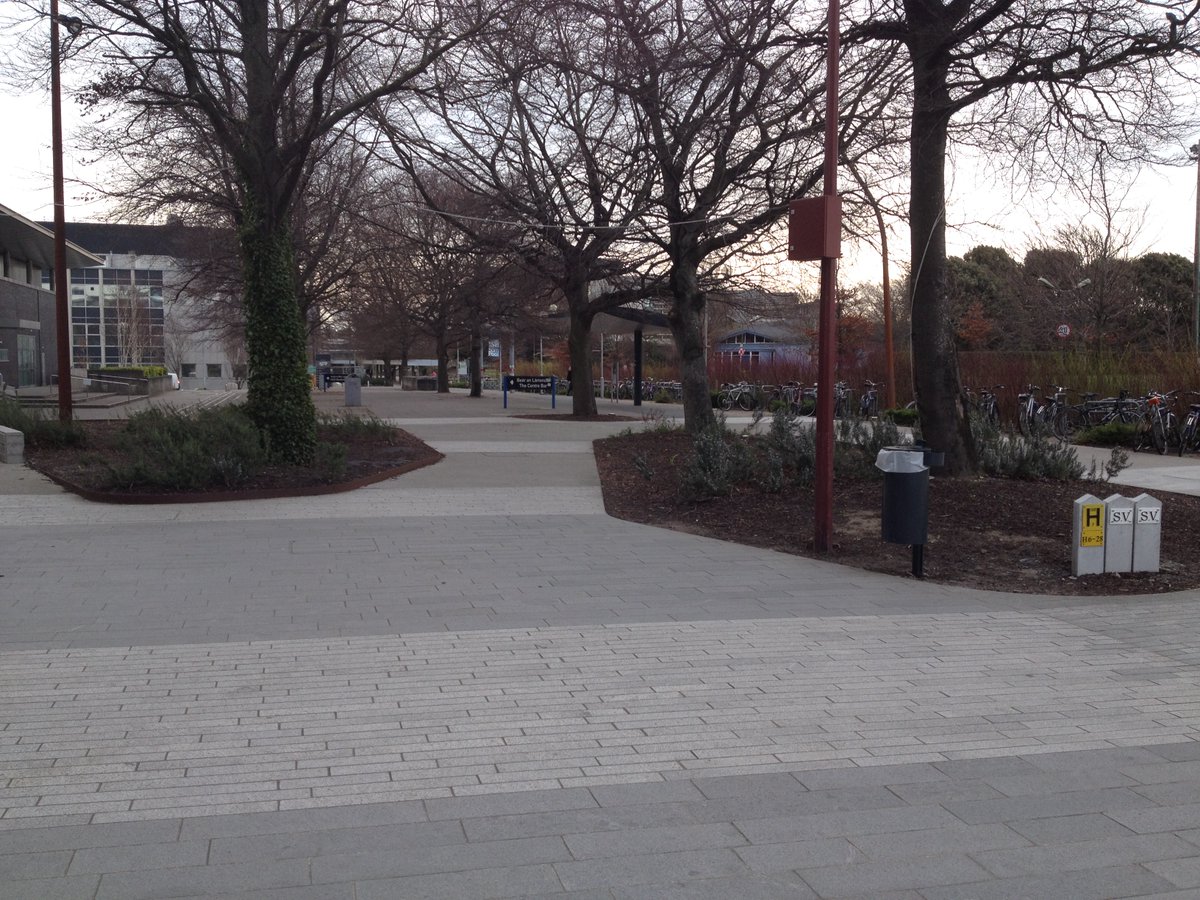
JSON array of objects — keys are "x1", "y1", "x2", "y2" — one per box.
[
  {"x1": 667, "y1": 248, "x2": 717, "y2": 434},
  {"x1": 909, "y1": 53, "x2": 975, "y2": 475},
  {"x1": 565, "y1": 279, "x2": 598, "y2": 416},
  {"x1": 239, "y1": 204, "x2": 317, "y2": 464},
  {"x1": 468, "y1": 327, "x2": 482, "y2": 397},
  {"x1": 436, "y1": 333, "x2": 450, "y2": 393}
]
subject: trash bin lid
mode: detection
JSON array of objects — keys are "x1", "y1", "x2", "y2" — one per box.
[{"x1": 875, "y1": 447, "x2": 927, "y2": 473}]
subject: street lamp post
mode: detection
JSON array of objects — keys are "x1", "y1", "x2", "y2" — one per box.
[{"x1": 50, "y1": 4, "x2": 83, "y2": 421}]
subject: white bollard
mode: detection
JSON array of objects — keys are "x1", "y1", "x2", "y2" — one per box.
[
  {"x1": 1131, "y1": 493, "x2": 1162, "y2": 573},
  {"x1": 1072, "y1": 493, "x2": 1106, "y2": 576},
  {"x1": 1103, "y1": 494, "x2": 1135, "y2": 573}
]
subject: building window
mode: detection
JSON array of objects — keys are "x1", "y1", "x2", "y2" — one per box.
[
  {"x1": 206, "y1": 363, "x2": 223, "y2": 379},
  {"x1": 181, "y1": 363, "x2": 196, "y2": 378}
]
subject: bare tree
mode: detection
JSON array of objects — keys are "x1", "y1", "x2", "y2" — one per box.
[
  {"x1": 850, "y1": 0, "x2": 1200, "y2": 472},
  {"x1": 11, "y1": 0, "x2": 495, "y2": 461},
  {"x1": 371, "y1": 0, "x2": 660, "y2": 414},
  {"x1": 583, "y1": 0, "x2": 899, "y2": 432}
]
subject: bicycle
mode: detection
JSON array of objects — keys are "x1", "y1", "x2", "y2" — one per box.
[
  {"x1": 1017, "y1": 384, "x2": 1069, "y2": 439},
  {"x1": 833, "y1": 381, "x2": 853, "y2": 419},
  {"x1": 1057, "y1": 389, "x2": 1140, "y2": 442},
  {"x1": 1177, "y1": 392, "x2": 1200, "y2": 456},
  {"x1": 963, "y1": 384, "x2": 1002, "y2": 427},
  {"x1": 1140, "y1": 390, "x2": 1179, "y2": 455},
  {"x1": 859, "y1": 380, "x2": 883, "y2": 418},
  {"x1": 717, "y1": 382, "x2": 756, "y2": 411}
]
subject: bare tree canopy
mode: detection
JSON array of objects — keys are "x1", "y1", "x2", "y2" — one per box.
[
  {"x1": 9, "y1": 0, "x2": 494, "y2": 459},
  {"x1": 368, "y1": 0, "x2": 661, "y2": 414}
]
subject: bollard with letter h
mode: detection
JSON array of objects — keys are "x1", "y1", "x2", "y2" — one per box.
[{"x1": 1073, "y1": 492, "x2": 1161, "y2": 576}]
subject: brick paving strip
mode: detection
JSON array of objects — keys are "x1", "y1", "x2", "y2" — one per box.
[{"x1": 2, "y1": 608, "x2": 1199, "y2": 830}]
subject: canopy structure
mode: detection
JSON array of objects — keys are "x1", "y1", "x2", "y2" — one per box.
[{"x1": 0, "y1": 203, "x2": 104, "y2": 270}]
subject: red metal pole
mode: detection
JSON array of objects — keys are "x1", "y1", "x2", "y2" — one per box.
[
  {"x1": 50, "y1": 0, "x2": 74, "y2": 421},
  {"x1": 813, "y1": 0, "x2": 840, "y2": 552}
]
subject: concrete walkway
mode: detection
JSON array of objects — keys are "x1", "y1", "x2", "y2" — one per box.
[{"x1": 3, "y1": 387, "x2": 1200, "y2": 898}]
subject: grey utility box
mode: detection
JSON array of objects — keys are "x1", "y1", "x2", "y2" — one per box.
[
  {"x1": 876, "y1": 447, "x2": 930, "y2": 546},
  {"x1": 344, "y1": 375, "x2": 362, "y2": 407}
]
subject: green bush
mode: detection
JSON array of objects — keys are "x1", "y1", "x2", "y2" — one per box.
[
  {"x1": 0, "y1": 398, "x2": 88, "y2": 448},
  {"x1": 680, "y1": 425, "x2": 754, "y2": 500},
  {"x1": 970, "y1": 412, "x2": 1083, "y2": 481},
  {"x1": 312, "y1": 441, "x2": 348, "y2": 482},
  {"x1": 764, "y1": 406, "x2": 816, "y2": 485},
  {"x1": 94, "y1": 365, "x2": 168, "y2": 378},
  {"x1": 885, "y1": 407, "x2": 919, "y2": 427},
  {"x1": 105, "y1": 405, "x2": 268, "y2": 490},
  {"x1": 1072, "y1": 421, "x2": 1140, "y2": 447},
  {"x1": 317, "y1": 411, "x2": 397, "y2": 441},
  {"x1": 836, "y1": 416, "x2": 905, "y2": 471}
]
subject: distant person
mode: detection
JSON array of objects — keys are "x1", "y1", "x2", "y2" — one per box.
[{"x1": 566, "y1": 368, "x2": 573, "y2": 395}]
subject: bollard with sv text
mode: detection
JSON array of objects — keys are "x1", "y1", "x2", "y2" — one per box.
[
  {"x1": 1103, "y1": 494, "x2": 1135, "y2": 573},
  {"x1": 1131, "y1": 493, "x2": 1162, "y2": 572}
]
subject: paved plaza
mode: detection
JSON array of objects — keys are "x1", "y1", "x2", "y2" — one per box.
[{"x1": 4, "y1": 387, "x2": 1200, "y2": 898}]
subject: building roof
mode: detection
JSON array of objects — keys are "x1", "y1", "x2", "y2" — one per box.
[
  {"x1": 34, "y1": 221, "x2": 204, "y2": 259},
  {"x1": 716, "y1": 322, "x2": 802, "y2": 344},
  {"x1": 0, "y1": 202, "x2": 104, "y2": 269}
]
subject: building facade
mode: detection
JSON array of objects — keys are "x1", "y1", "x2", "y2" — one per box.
[
  {"x1": 42, "y1": 222, "x2": 234, "y2": 389},
  {"x1": 0, "y1": 203, "x2": 102, "y2": 390}
]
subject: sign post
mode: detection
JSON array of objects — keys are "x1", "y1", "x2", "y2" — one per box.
[{"x1": 503, "y1": 375, "x2": 557, "y2": 410}]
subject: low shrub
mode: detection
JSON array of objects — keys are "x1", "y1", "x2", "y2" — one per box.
[
  {"x1": 885, "y1": 407, "x2": 919, "y2": 427},
  {"x1": 312, "y1": 441, "x2": 348, "y2": 482},
  {"x1": 94, "y1": 365, "x2": 168, "y2": 378},
  {"x1": 680, "y1": 423, "x2": 754, "y2": 500},
  {"x1": 1072, "y1": 421, "x2": 1140, "y2": 448},
  {"x1": 970, "y1": 412, "x2": 1084, "y2": 481},
  {"x1": 0, "y1": 398, "x2": 88, "y2": 448},
  {"x1": 105, "y1": 405, "x2": 268, "y2": 490},
  {"x1": 317, "y1": 410, "x2": 397, "y2": 441}
]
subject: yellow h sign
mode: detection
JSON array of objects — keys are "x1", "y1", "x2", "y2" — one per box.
[{"x1": 1080, "y1": 503, "x2": 1105, "y2": 547}]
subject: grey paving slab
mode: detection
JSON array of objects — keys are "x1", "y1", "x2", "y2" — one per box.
[
  {"x1": 920, "y1": 865, "x2": 1180, "y2": 900},
  {"x1": 354, "y1": 863, "x2": 565, "y2": 899},
  {"x1": 611, "y1": 874, "x2": 819, "y2": 899},
  {"x1": 554, "y1": 847, "x2": 751, "y2": 891},
  {"x1": 4, "y1": 390, "x2": 1200, "y2": 898},
  {"x1": 793, "y1": 852, "x2": 994, "y2": 896}
]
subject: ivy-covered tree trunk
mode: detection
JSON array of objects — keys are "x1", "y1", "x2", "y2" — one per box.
[
  {"x1": 239, "y1": 207, "x2": 317, "y2": 464},
  {"x1": 667, "y1": 239, "x2": 717, "y2": 434}
]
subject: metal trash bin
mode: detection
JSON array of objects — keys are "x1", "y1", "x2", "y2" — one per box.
[
  {"x1": 344, "y1": 375, "x2": 362, "y2": 407},
  {"x1": 876, "y1": 444, "x2": 942, "y2": 576},
  {"x1": 876, "y1": 447, "x2": 929, "y2": 545}
]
